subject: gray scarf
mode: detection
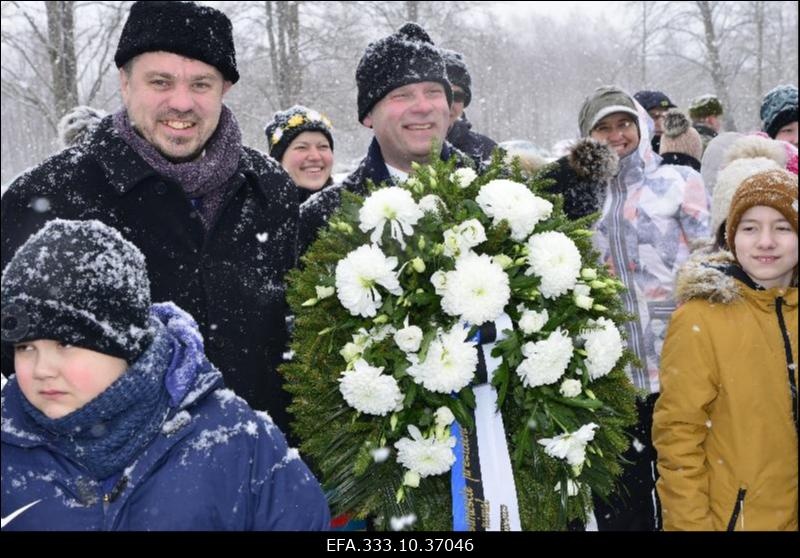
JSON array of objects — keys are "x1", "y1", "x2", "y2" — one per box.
[{"x1": 113, "y1": 105, "x2": 242, "y2": 227}]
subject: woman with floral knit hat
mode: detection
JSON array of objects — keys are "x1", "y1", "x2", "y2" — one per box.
[
  {"x1": 265, "y1": 105, "x2": 335, "y2": 203},
  {"x1": 654, "y1": 169, "x2": 798, "y2": 530}
]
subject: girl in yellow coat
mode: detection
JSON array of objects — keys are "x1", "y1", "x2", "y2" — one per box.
[{"x1": 653, "y1": 169, "x2": 798, "y2": 531}]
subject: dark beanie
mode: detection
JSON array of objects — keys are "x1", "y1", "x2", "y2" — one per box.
[
  {"x1": 761, "y1": 85, "x2": 798, "y2": 139},
  {"x1": 441, "y1": 49, "x2": 472, "y2": 107},
  {"x1": 264, "y1": 105, "x2": 334, "y2": 163},
  {"x1": 114, "y1": 1, "x2": 239, "y2": 83},
  {"x1": 1, "y1": 219, "x2": 154, "y2": 363},
  {"x1": 356, "y1": 22, "x2": 452, "y2": 124}
]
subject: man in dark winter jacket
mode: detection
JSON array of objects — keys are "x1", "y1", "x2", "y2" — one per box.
[
  {"x1": 1, "y1": 1, "x2": 299, "y2": 436},
  {"x1": 299, "y1": 23, "x2": 475, "y2": 253},
  {"x1": 441, "y1": 49, "x2": 498, "y2": 165}
]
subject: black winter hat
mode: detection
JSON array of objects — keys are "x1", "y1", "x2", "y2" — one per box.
[
  {"x1": 356, "y1": 23, "x2": 452, "y2": 124},
  {"x1": 264, "y1": 105, "x2": 334, "y2": 163},
  {"x1": 114, "y1": 1, "x2": 239, "y2": 83},
  {"x1": 761, "y1": 85, "x2": 798, "y2": 139},
  {"x1": 1, "y1": 219, "x2": 154, "y2": 363},
  {"x1": 441, "y1": 49, "x2": 472, "y2": 107},
  {"x1": 633, "y1": 90, "x2": 676, "y2": 111}
]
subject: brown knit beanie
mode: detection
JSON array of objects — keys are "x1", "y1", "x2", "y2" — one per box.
[
  {"x1": 725, "y1": 169, "x2": 798, "y2": 255},
  {"x1": 659, "y1": 109, "x2": 703, "y2": 161}
]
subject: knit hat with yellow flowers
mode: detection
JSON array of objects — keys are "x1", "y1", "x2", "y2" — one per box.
[{"x1": 264, "y1": 105, "x2": 334, "y2": 163}]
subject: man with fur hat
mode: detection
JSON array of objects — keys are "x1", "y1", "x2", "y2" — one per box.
[
  {"x1": 561, "y1": 85, "x2": 710, "y2": 531},
  {"x1": 1, "y1": 2, "x2": 300, "y2": 436},
  {"x1": 761, "y1": 84, "x2": 798, "y2": 147},
  {"x1": 654, "y1": 169, "x2": 798, "y2": 530},
  {"x1": 441, "y1": 49, "x2": 498, "y2": 164},
  {"x1": 299, "y1": 23, "x2": 475, "y2": 252},
  {"x1": 688, "y1": 94, "x2": 724, "y2": 152}
]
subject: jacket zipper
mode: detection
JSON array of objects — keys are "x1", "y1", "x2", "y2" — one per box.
[
  {"x1": 775, "y1": 297, "x2": 798, "y2": 432},
  {"x1": 726, "y1": 487, "x2": 747, "y2": 531}
]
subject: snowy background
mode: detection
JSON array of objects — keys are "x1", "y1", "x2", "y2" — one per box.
[{"x1": 2, "y1": 0, "x2": 798, "y2": 186}]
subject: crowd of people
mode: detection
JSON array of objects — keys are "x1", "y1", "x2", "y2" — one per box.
[{"x1": 1, "y1": 1, "x2": 797, "y2": 532}]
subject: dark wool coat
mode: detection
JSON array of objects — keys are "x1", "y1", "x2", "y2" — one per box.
[
  {"x1": 446, "y1": 116, "x2": 499, "y2": 165},
  {"x1": 1, "y1": 117, "x2": 299, "y2": 434}
]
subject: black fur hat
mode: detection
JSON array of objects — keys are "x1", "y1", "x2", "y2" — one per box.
[
  {"x1": 115, "y1": 1, "x2": 239, "y2": 83},
  {"x1": 356, "y1": 23, "x2": 452, "y2": 123}
]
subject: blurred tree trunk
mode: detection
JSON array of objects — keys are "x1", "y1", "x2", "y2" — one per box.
[
  {"x1": 265, "y1": 0, "x2": 302, "y2": 109},
  {"x1": 46, "y1": 1, "x2": 78, "y2": 121},
  {"x1": 696, "y1": 1, "x2": 737, "y2": 130}
]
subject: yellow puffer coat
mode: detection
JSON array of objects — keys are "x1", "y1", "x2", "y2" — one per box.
[{"x1": 653, "y1": 250, "x2": 798, "y2": 531}]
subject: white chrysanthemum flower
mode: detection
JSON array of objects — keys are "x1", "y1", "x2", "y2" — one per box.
[
  {"x1": 516, "y1": 328, "x2": 574, "y2": 388},
  {"x1": 359, "y1": 187, "x2": 423, "y2": 249},
  {"x1": 407, "y1": 326, "x2": 477, "y2": 394},
  {"x1": 580, "y1": 317, "x2": 623, "y2": 380},
  {"x1": 559, "y1": 378, "x2": 582, "y2": 398},
  {"x1": 451, "y1": 167, "x2": 478, "y2": 189},
  {"x1": 335, "y1": 244, "x2": 402, "y2": 317},
  {"x1": 430, "y1": 270, "x2": 448, "y2": 295},
  {"x1": 538, "y1": 423, "x2": 599, "y2": 467},
  {"x1": 440, "y1": 252, "x2": 510, "y2": 325},
  {"x1": 371, "y1": 447, "x2": 391, "y2": 463},
  {"x1": 394, "y1": 325, "x2": 423, "y2": 353},
  {"x1": 526, "y1": 231, "x2": 581, "y2": 299},
  {"x1": 339, "y1": 359, "x2": 404, "y2": 416},
  {"x1": 476, "y1": 179, "x2": 553, "y2": 241},
  {"x1": 395, "y1": 425, "x2": 457, "y2": 477},
  {"x1": 418, "y1": 194, "x2": 444, "y2": 215},
  {"x1": 518, "y1": 305, "x2": 548, "y2": 335}
]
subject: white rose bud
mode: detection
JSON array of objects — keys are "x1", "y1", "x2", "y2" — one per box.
[
  {"x1": 403, "y1": 470, "x2": 421, "y2": 488},
  {"x1": 431, "y1": 270, "x2": 448, "y2": 295},
  {"x1": 456, "y1": 219, "x2": 486, "y2": 248},
  {"x1": 315, "y1": 285, "x2": 335, "y2": 299},
  {"x1": 574, "y1": 293, "x2": 594, "y2": 310},
  {"x1": 493, "y1": 254, "x2": 513, "y2": 269},
  {"x1": 519, "y1": 308, "x2": 548, "y2": 335},
  {"x1": 434, "y1": 406, "x2": 455, "y2": 427},
  {"x1": 394, "y1": 325, "x2": 423, "y2": 353},
  {"x1": 339, "y1": 342, "x2": 362, "y2": 363},
  {"x1": 442, "y1": 228, "x2": 462, "y2": 257},
  {"x1": 418, "y1": 194, "x2": 442, "y2": 215},
  {"x1": 580, "y1": 268, "x2": 598, "y2": 280},
  {"x1": 559, "y1": 379, "x2": 582, "y2": 398},
  {"x1": 411, "y1": 257, "x2": 426, "y2": 273},
  {"x1": 451, "y1": 167, "x2": 478, "y2": 189}
]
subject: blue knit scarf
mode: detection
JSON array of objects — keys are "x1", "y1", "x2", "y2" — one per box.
[{"x1": 21, "y1": 320, "x2": 176, "y2": 480}]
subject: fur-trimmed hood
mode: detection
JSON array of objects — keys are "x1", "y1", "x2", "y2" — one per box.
[{"x1": 675, "y1": 249, "x2": 742, "y2": 305}]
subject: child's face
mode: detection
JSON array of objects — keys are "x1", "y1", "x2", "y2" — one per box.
[
  {"x1": 734, "y1": 205, "x2": 798, "y2": 289},
  {"x1": 14, "y1": 340, "x2": 128, "y2": 419}
]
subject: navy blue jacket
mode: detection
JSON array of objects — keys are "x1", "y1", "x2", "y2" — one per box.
[{"x1": 1, "y1": 324, "x2": 330, "y2": 531}]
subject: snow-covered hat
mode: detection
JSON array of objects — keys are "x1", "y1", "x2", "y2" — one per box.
[
  {"x1": 688, "y1": 95, "x2": 723, "y2": 120},
  {"x1": 356, "y1": 23, "x2": 452, "y2": 124},
  {"x1": 578, "y1": 86, "x2": 639, "y2": 137},
  {"x1": 441, "y1": 49, "x2": 472, "y2": 107},
  {"x1": 264, "y1": 105, "x2": 334, "y2": 163},
  {"x1": 115, "y1": 1, "x2": 238, "y2": 83},
  {"x1": 1, "y1": 220, "x2": 153, "y2": 363}
]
